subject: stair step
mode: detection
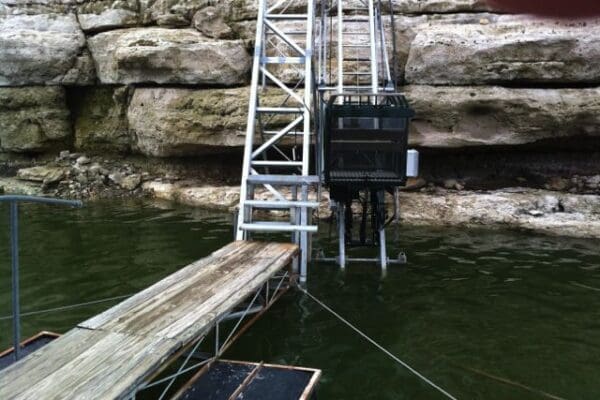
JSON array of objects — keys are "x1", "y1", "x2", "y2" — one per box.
[
  {"x1": 262, "y1": 56, "x2": 305, "y2": 64},
  {"x1": 341, "y1": 85, "x2": 381, "y2": 89},
  {"x1": 246, "y1": 174, "x2": 319, "y2": 185},
  {"x1": 245, "y1": 200, "x2": 320, "y2": 209},
  {"x1": 265, "y1": 13, "x2": 308, "y2": 20},
  {"x1": 342, "y1": 17, "x2": 370, "y2": 22},
  {"x1": 240, "y1": 222, "x2": 318, "y2": 233},
  {"x1": 251, "y1": 160, "x2": 303, "y2": 167},
  {"x1": 261, "y1": 130, "x2": 306, "y2": 136},
  {"x1": 256, "y1": 107, "x2": 304, "y2": 114}
]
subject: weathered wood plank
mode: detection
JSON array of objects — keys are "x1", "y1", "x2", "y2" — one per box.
[
  {"x1": 99, "y1": 242, "x2": 275, "y2": 336},
  {"x1": 0, "y1": 329, "x2": 106, "y2": 399},
  {"x1": 81, "y1": 241, "x2": 262, "y2": 330},
  {"x1": 0, "y1": 241, "x2": 298, "y2": 400},
  {"x1": 110, "y1": 242, "x2": 297, "y2": 341}
]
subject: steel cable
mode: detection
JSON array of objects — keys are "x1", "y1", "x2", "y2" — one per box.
[
  {"x1": 298, "y1": 285, "x2": 458, "y2": 400},
  {"x1": 0, "y1": 294, "x2": 134, "y2": 322}
]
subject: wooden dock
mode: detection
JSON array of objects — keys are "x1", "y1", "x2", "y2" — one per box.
[{"x1": 0, "y1": 241, "x2": 298, "y2": 399}]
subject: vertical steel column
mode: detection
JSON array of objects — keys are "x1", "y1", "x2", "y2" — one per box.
[
  {"x1": 300, "y1": 185, "x2": 309, "y2": 282},
  {"x1": 1, "y1": 195, "x2": 82, "y2": 362},
  {"x1": 379, "y1": 225, "x2": 387, "y2": 270},
  {"x1": 337, "y1": 202, "x2": 346, "y2": 269},
  {"x1": 300, "y1": 0, "x2": 316, "y2": 283},
  {"x1": 236, "y1": 0, "x2": 266, "y2": 241},
  {"x1": 10, "y1": 201, "x2": 21, "y2": 361},
  {"x1": 368, "y1": 0, "x2": 379, "y2": 93},
  {"x1": 291, "y1": 186, "x2": 299, "y2": 275},
  {"x1": 337, "y1": 0, "x2": 343, "y2": 93}
]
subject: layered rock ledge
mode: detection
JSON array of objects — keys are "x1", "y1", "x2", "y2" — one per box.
[
  {"x1": 0, "y1": 0, "x2": 599, "y2": 241},
  {"x1": 88, "y1": 28, "x2": 251, "y2": 85},
  {"x1": 143, "y1": 181, "x2": 600, "y2": 240},
  {"x1": 0, "y1": 14, "x2": 94, "y2": 85},
  {"x1": 405, "y1": 23, "x2": 600, "y2": 85}
]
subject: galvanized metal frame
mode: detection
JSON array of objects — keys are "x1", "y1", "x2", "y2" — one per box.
[
  {"x1": 237, "y1": 0, "x2": 319, "y2": 283},
  {"x1": 132, "y1": 272, "x2": 291, "y2": 399},
  {"x1": 236, "y1": 0, "x2": 417, "y2": 281}
]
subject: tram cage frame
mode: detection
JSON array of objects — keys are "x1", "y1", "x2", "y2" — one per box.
[{"x1": 323, "y1": 92, "x2": 415, "y2": 192}]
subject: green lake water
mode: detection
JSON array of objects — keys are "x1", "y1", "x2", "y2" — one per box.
[{"x1": 0, "y1": 200, "x2": 599, "y2": 399}]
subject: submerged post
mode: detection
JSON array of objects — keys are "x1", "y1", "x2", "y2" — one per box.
[
  {"x1": 9, "y1": 201, "x2": 20, "y2": 361},
  {"x1": 1, "y1": 195, "x2": 82, "y2": 361}
]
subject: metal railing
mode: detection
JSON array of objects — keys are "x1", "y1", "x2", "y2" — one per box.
[{"x1": 1, "y1": 195, "x2": 82, "y2": 361}]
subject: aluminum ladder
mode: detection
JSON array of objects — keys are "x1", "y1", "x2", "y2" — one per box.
[{"x1": 236, "y1": 0, "x2": 319, "y2": 283}]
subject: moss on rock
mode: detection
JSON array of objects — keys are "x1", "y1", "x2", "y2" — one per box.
[{"x1": 0, "y1": 87, "x2": 71, "y2": 153}]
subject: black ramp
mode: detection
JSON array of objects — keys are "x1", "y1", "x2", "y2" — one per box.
[
  {"x1": 180, "y1": 362, "x2": 255, "y2": 400},
  {"x1": 179, "y1": 360, "x2": 318, "y2": 400},
  {"x1": 240, "y1": 366, "x2": 314, "y2": 400}
]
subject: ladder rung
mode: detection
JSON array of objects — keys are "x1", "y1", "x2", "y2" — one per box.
[
  {"x1": 343, "y1": 72, "x2": 372, "y2": 76},
  {"x1": 265, "y1": 14, "x2": 308, "y2": 20},
  {"x1": 343, "y1": 18, "x2": 369, "y2": 22},
  {"x1": 246, "y1": 175, "x2": 319, "y2": 185},
  {"x1": 341, "y1": 85, "x2": 380, "y2": 89},
  {"x1": 244, "y1": 200, "x2": 319, "y2": 209},
  {"x1": 343, "y1": 44, "x2": 370, "y2": 48},
  {"x1": 342, "y1": 32, "x2": 370, "y2": 35},
  {"x1": 261, "y1": 130, "x2": 303, "y2": 136},
  {"x1": 256, "y1": 107, "x2": 304, "y2": 114},
  {"x1": 240, "y1": 222, "x2": 318, "y2": 233},
  {"x1": 262, "y1": 56, "x2": 305, "y2": 64},
  {"x1": 318, "y1": 86, "x2": 383, "y2": 91},
  {"x1": 342, "y1": 58, "x2": 371, "y2": 62},
  {"x1": 251, "y1": 160, "x2": 303, "y2": 167}
]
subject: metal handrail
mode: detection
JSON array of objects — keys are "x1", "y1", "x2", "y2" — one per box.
[{"x1": 0, "y1": 195, "x2": 82, "y2": 362}]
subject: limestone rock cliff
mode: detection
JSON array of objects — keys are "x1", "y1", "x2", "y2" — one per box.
[
  {"x1": 406, "y1": 23, "x2": 600, "y2": 85},
  {"x1": 128, "y1": 87, "x2": 291, "y2": 157},
  {"x1": 0, "y1": 0, "x2": 598, "y2": 237},
  {"x1": 0, "y1": 86, "x2": 71, "y2": 152},
  {"x1": 88, "y1": 28, "x2": 251, "y2": 85},
  {"x1": 0, "y1": 14, "x2": 94, "y2": 85}
]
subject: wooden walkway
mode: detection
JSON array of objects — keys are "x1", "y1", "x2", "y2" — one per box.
[{"x1": 0, "y1": 241, "x2": 298, "y2": 400}]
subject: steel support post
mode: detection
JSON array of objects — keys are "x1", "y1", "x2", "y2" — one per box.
[
  {"x1": 300, "y1": 185, "x2": 309, "y2": 282},
  {"x1": 1, "y1": 195, "x2": 82, "y2": 361},
  {"x1": 236, "y1": 0, "x2": 266, "y2": 241},
  {"x1": 291, "y1": 186, "x2": 299, "y2": 275},
  {"x1": 337, "y1": 202, "x2": 346, "y2": 269},
  {"x1": 379, "y1": 225, "x2": 387, "y2": 272},
  {"x1": 10, "y1": 201, "x2": 21, "y2": 361},
  {"x1": 368, "y1": 0, "x2": 379, "y2": 93}
]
